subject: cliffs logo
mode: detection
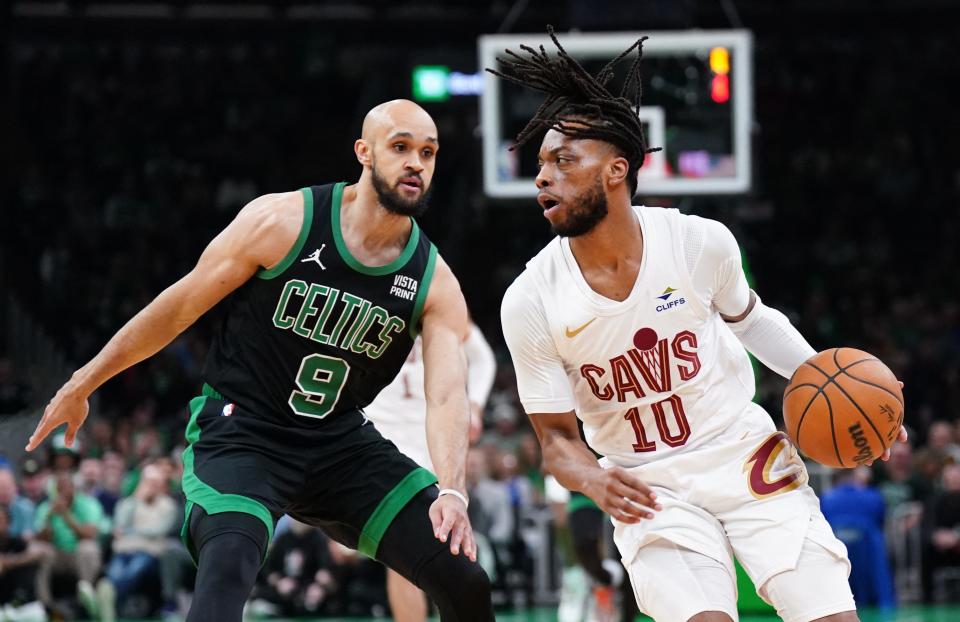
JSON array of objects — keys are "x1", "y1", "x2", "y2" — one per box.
[{"x1": 655, "y1": 286, "x2": 686, "y2": 312}]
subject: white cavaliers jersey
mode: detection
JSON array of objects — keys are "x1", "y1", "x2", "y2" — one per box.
[
  {"x1": 502, "y1": 206, "x2": 773, "y2": 468},
  {"x1": 503, "y1": 206, "x2": 850, "y2": 585}
]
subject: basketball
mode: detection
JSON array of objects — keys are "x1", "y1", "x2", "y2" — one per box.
[{"x1": 783, "y1": 348, "x2": 904, "y2": 468}]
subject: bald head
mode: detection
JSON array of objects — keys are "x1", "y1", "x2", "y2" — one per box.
[
  {"x1": 361, "y1": 99, "x2": 437, "y2": 145},
  {"x1": 355, "y1": 99, "x2": 439, "y2": 217}
]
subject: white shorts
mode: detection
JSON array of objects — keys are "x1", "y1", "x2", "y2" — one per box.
[
  {"x1": 611, "y1": 417, "x2": 854, "y2": 621},
  {"x1": 630, "y1": 536, "x2": 854, "y2": 622}
]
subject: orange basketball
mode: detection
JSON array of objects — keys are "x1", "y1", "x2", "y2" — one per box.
[{"x1": 783, "y1": 348, "x2": 904, "y2": 468}]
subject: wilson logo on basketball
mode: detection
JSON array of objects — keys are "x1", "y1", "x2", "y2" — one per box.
[{"x1": 849, "y1": 423, "x2": 872, "y2": 465}]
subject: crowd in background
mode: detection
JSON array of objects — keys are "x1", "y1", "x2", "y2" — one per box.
[
  {"x1": 3, "y1": 2, "x2": 960, "y2": 619},
  {"x1": 0, "y1": 366, "x2": 549, "y2": 620}
]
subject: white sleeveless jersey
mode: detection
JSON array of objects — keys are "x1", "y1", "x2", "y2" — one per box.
[{"x1": 502, "y1": 206, "x2": 773, "y2": 468}]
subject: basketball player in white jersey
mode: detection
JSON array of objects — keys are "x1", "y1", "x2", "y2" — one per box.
[
  {"x1": 365, "y1": 323, "x2": 497, "y2": 622},
  {"x1": 491, "y1": 29, "x2": 907, "y2": 622}
]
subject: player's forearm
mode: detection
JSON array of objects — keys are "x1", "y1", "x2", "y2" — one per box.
[
  {"x1": 425, "y1": 393, "x2": 470, "y2": 493},
  {"x1": 541, "y1": 431, "x2": 604, "y2": 496},
  {"x1": 726, "y1": 295, "x2": 815, "y2": 379},
  {"x1": 69, "y1": 278, "x2": 205, "y2": 396}
]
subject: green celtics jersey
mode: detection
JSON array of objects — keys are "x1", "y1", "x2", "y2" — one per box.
[{"x1": 202, "y1": 182, "x2": 438, "y2": 426}]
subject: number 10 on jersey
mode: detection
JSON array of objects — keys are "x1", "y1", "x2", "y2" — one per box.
[{"x1": 624, "y1": 394, "x2": 691, "y2": 452}]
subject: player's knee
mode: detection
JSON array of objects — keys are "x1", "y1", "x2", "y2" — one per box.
[
  {"x1": 687, "y1": 612, "x2": 735, "y2": 622},
  {"x1": 417, "y1": 551, "x2": 491, "y2": 617},
  {"x1": 758, "y1": 540, "x2": 854, "y2": 622},
  {"x1": 197, "y1": 532, "x2": 262, "y2": 589}
]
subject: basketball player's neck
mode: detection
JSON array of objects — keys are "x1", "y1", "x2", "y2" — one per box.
[
  {"x1": 567, "y1": 196, "x2": 643, "y2": 302},
  {"x1": 340, "y1": 180, "x2": 414, "y2": 256}
]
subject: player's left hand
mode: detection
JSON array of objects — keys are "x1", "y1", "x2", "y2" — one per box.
[
  {"x1": 429, "y1": 493, "x2": 477, "y2": 562},
  {"x1": 868, "y1": 381, "x2": 907, "y2": 466}
]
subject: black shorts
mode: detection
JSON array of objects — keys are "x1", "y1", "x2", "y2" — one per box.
[{"x1": 179, "y1": 384, "x2": 437, "y2": 563}]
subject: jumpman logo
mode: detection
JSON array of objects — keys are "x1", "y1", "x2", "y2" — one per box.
[{"x1": 301, "y1": 245, "x2": 326, "y2": 270}]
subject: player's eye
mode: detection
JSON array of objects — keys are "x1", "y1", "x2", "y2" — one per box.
[
  {"x1": 394, "y1": 143, "x2": 407, "y2": 152},
  {"x1": 422, "y1": 149, "x2": 434, "y2": 158}
]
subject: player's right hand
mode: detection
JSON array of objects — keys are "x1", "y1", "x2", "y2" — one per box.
[
  {"x1": 429, "y1": 493, "x2": 478, "y2": 562},
  {"x1": 25, "y1": 383, "x2": 90, "y2": 452},
  {"x1": 585, "y1": 466, "x2": 662, "y2": 524}
]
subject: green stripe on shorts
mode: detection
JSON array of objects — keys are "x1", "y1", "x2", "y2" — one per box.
[
  {"x1": 357, "y1": 467, "x2": 438, "y2": 558},
  {"x1": 179, "y1": 393, "x2": 275, "y2": 563}
]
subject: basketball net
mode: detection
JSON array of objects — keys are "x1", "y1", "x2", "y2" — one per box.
[
  {"x1": 630, "y1": 339, "x2": 669, "y2": 393},
  {"x1": 640, "y1": 344, "x2": 663, "y2": 382}
]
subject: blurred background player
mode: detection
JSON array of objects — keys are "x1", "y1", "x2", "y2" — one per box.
[{"x1": 364, "y1": 322, "x2": 497, "y2": 622}]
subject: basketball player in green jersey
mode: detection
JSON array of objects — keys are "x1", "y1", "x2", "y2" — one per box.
[{"x1": 26, "y1": 99, "x2": 493, "y2": 622}]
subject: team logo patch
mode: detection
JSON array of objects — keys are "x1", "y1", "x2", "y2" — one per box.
[
  {"x1": 655, "y1": 286, "x2": 686, "y2": 312},
  {"x1": 221, "y1": 403, "x2": 235, "y2": 417},
  {"x1": 656, "y1": 286, "x2": 678, "y2": 301},
  {"x1": 301, "y1": 246, "x2": 327, "y2": 270},
  {"x1": 743, "y1": 432, "x2": 806, "y2": 499}
]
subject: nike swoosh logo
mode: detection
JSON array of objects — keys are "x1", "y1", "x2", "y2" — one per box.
[{"x1": 565, "y1": 317, "x2": 597, "y2": 338}]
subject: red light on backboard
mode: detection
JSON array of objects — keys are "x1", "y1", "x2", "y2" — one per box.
[{"x1": 711, "y1": 74, "x2": 730, "y2": 103}]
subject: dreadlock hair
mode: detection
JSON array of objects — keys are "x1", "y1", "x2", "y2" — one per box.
[{"x1": 486, "y1": 25, "x2": 661, "y2": 197}]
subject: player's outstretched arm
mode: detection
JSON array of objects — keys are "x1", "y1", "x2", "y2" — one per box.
[
  {"x1": 26, "y1": 191, "x2": 305, "y2": 451},
  {"x1": 464, "y1": 323, "x2": 497, "y2": 443},
  {"x1": 528, "y1": 411, "x2": 661, "y2": 524},
  {"x1": 420, "y1": 256, "x2": 476, "y2": 561}
]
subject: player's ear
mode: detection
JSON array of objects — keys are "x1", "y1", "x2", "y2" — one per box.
[
  {"x1": 355, "y1": 139, "x2": 372, "y2": 167},
  {"x1": 605, "y1": 155, "x2": 629, "y2": 190}
]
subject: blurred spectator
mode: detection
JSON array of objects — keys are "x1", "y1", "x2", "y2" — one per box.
[
  {"x1": 78, "y1": 456, "x2": 121, "y2": 518},
  {"x1": 0, "y1": 468, "x2": 36, "y2": 540},
  {"x1": 32, "y1": 472, "x2": 105, "y2": 610},
  {"x1": 49, "y1": 432, "x2": 82, "y2": 475},
  {"x1": 0, "y1": 357, "x2": 31, "y2": 415},
  {"x1": 492, "y1": 447, "x2": 535, "y2": 514},
  {"x1": 104, "y1": 463, "x2": 177, "y2": 615},
  {"x1": 875, "y1": 441, "x2": 931, "y2": 511},
  {"x1": 253, "y1": 520, "x2": 337, "y2": 617},
  {"x1": 0, "y1": 504, "x2": 43, "y2": 606},
  {"x1": 821, "y1": 466, "x2": 895, "y2": 608},
  {"x1": 467, "y1": 448, "x2": 514, "y2": 551},
  {"x1": 924, "y1": 464, "x2": 960, "y2": 602},
  {"x1": 84, "y1": 417, "x2": 116, "y2": 459},
  {"x1": 914, "y1": 421, "x2": 960, "y2": 484},
  {"x1": 324, "y1": 540, "x2": 387, "y2": 617},
  {"x1": 98, "y1": 451, "x2": 126, "y2": 516},
  {"x1": 18, "y1": 458, "x2": 48, "y2": 506},
  {"x1": 517, "y1": 433, "x2": 545, "y2": 502}
]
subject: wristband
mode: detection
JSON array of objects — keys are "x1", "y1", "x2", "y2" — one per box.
[{"x1": 438, "y1": 488, "x2": 469, "y2": 509}]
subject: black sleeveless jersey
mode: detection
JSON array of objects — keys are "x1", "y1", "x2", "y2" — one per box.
[{"x1": 201, "y1": 182, "x2": 438, "y2": 427}]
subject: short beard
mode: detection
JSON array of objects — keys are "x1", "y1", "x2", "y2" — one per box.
[
  {"x1": 551, "y1": 180, "x2": 608, "y2": 237},
  {"x1": 371, "y1": 165, "x2": 432, "y2": 218}
]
